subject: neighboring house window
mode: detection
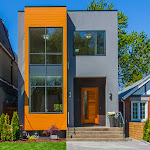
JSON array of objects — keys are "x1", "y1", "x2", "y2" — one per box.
[
  {"x1": 74, "y1": 31, "x2": 105, "y2": 55},
  {"x1": 131, "y1": 101, "x2": 148, "y2": 121},
  {"x1": 29, "y1": 27, "x2": 63, "y2": 113}
]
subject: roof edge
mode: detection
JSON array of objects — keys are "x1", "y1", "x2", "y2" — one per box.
[
  {"x1": 122, "y1": 77, "x2": 150, "y2": 100},
  {"x1": 25, "y1": 6, "x2": 67, "y2": 7},
  {"x1": 67, "y1": 10, "x2": 117, "y2": 11}
]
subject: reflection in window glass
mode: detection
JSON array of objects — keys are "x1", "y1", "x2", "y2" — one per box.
[
  {"x1": 46, "y1": 87, "x2": 62, "y2": 112},
  {"x1": 29, "y1": 27, "x2": 63, "y2": 113},
  {"x1": 74, "y1": 31, "x2": 105, "y2": 55},
  {"x1": 46, "y1": 28, "x2": 62, "y2": 53},
  {"x1": 97, "y1": 32, "x2": 105, "y2": 54},
  {"x1": 84, "y1": 91, "x2": 88, "y2": 119},
  {"x1": 29, "y1": 28, "x2": 45, "y2": 53},
  {"x1": 46, "y1": 76, "x2": 62, "y2": 86},
  {"x1": 133, "y1": 103, "x2": 138, "y2": 119},
  {"x1": 74, "y1": 31, "x2": 95, "y2": 55},
  {"x1": 46, "y1": 54, "x2": 62, "y2": 64},
  {"x1": 132, "y1": 102, "x2": 146, "y2": 120},
  {"x1": 31, "y1": 87, "x2": 45, "y2": 112},
  {"x1": 140, "y1": 103, "x2": 145, "y2": 119},
  {"x1": 30, "y1": 76, "x2": 45, "y2": 86},
  {"x1": 30, "y1": 54, "x2": 45, "y2": 64}
]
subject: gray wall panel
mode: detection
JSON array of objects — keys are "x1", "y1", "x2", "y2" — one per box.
[
  {"x1": 67, "y1": 11, "x2": 118, "y2": 127},
  {"x1": 18, "y1": 12, "x2": 25, "y2": 126}
]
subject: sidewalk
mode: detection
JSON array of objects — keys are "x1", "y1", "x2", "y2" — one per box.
[{"x1": 67, "y1": 140, "x2": 150, "y2": 150}]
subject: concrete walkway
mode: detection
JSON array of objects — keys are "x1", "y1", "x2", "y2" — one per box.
[{"x1": 67, "y1": 140, "x2": 150, "y2": 150}]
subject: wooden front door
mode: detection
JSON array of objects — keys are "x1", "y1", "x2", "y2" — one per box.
[{"x1": 81, "y1": 87, "x2": 99, "y2": 124}]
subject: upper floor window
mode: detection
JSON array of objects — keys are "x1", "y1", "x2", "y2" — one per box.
[
  {"x1": 74, "y1": 31, "x2": 105, "y2": 55},
  {"x1": 29, "y1": 27, "x2": 62, "y2": 64}
]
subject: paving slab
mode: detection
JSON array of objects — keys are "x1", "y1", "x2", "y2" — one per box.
[{"x1": 67, "y1": 140, "x2": 150, "y2": 150}]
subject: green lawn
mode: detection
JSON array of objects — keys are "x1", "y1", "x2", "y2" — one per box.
[{"x1": 0, "y1": 142, "x2": 66, "y2": 150}]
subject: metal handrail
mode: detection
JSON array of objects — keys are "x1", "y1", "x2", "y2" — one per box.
[
  {"x1": 115, "y1": 112, "x2": 125, "y2": 125},
  {"x1": 115, "y1": 112, "x2": 125, "y2": 137}
]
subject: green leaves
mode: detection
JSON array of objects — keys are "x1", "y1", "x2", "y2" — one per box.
[
  {"x1": 0, "y1": 114, "x2": 5, "y2": 138},
  {"x1": 1, "y1": 114, "x2": 11, "y2": 141},
  {"x1": 119, "y1": 31, "x2": 150, "y2": 87},
  {"x1": 11, "y1": 112, "x2": 21, "y2": 141},
  {"x1": 0, "y1": 112, "x2": 21, "y2": 141},
  {"x1": 87, "y1": 0, "x2": 114, "y2": 10},
  {"x1": 143, "y1": 119, "x2": 150, "y2": 142},
  {"x1": 87, "y1": 0, "x2": 150, "y2": 88}
]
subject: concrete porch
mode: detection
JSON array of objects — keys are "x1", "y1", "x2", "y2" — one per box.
[{"x1": 67, "y1": 126, "x2": 125, "y2": 141}]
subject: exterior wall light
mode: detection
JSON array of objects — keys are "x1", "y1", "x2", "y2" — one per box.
[{"x1": 109, "y1": 92, "x2": 112, "y2": 100}]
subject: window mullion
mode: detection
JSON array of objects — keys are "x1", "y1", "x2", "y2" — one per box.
[
  {"x1": 138, "y1": 103, "x2": 140, "y2": 120},
  {"x1": 131, "y1": 102, "x2": 133, "y2": 120},
  {"x1": 95, "y1": 32, "x2": 97, "y2": 55},
  {"x1": 45, "y1": 27, "x2": 47, "y2": 113}
]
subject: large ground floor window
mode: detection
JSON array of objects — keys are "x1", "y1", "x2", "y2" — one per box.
[
  {"x1": 30, "y1": 76, "x2": 63, "y2": 113},
  {"x1": 131, "y1": 101, "x2": 148, "y2": 121},
  {"x1": 29, "y1": 27, "x2": 63, "y2": 113}
]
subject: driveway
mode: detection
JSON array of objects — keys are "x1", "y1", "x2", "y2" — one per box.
[{"x1": 67, "y1": 140, "x2": 150, "y2": 150}]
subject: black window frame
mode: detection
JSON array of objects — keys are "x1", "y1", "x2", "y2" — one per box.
[
  {"x1": 29, "y1": 27, "x2": 63, "y2": 114},
  {"x1": 73, "y1": 30, "x2": 106, "y2": 56}
]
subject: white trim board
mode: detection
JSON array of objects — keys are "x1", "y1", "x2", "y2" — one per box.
[{"x1": 122, "y1": 78, "x2": 150, "y2": 100}]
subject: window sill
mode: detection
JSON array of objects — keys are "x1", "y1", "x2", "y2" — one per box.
[{"x1": 29, "y1": 112, "x2": 63, "y2": 114}]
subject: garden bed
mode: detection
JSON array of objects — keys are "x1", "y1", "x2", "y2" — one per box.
[{"x1": 0, "y1": 138, "x2": 66, "y2": 143}]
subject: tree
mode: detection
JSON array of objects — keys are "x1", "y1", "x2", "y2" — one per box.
[
  {"x1": 1, "y1": 113, "x2": 11, "y2": 141},
  {"x1": 87, "y1": 0, "x2": 150, "y2": 88},
  {"x1": 0, "y1": 113, "x2": 5, "y2": 138},
  {"x1": 11, "y1": 112, "x2": 21, "y2": 141},
  {"x1": 119, "y1": 31, "x2": 150, "y2": 87}
]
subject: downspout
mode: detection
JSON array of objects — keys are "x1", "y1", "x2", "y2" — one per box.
[{"x1": 121, "y1": 98, "x2": 126, "y2": 137}]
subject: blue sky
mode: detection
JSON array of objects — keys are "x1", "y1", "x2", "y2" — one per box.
[{"x1": 0, "y1": 0, "x2": 150, "y2": 54}]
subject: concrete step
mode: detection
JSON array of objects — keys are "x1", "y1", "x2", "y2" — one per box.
[
  {"x1": 67, "y1": 127, "x2": 123, "y2": 132},
  {"x1": 67, "y1": 131, "x2": 123, "y2": 135},
  {"x1": 67, "y1": 134, "x2": 123, "y2": 138},
  {"x1": 67, "y1": 138, "x2": 126, "y2": 141}
]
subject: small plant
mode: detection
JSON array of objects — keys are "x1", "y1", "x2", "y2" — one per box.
[
  {"x1": 107, "y1": 112, "x2": 115, "y2": 118},
  {"x1": 1, "y1": 114, "x2": 11, "y2": 141},
  {"x1": 43, "y1": 125, "x2": 60, "y2": 136},
  {"x1": 0, "y1": 113, "x2": 5, "y2": 138},
  {"x1": 143, "y1": 118, "x2": 150, "y2": 142},
  {"x1": 28, "y1": 136, "x2": 36, "y2": 141},
  {"x1": 11, "y1": 111, "x2": 21, "y2": 141}
]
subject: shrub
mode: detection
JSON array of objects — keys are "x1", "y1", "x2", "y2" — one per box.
[
  {"x1": 11, "y1": 111, "x2": 21, "y2": 141},
  {"x1": 143, "y1": 118, "x2": 150, "y2": 142},
  {"x1": 28, "y1": 136, "x2": 36, "y2": 141},
  {"x1": 1, "y1": 114, "x2": 11, "y2": 141},
  {"x1": 0, "y1": 113, "x2": 5, "y2": 138},
  {"x1": 43, "y1": 125, "x2": 60, "y2": 136}
]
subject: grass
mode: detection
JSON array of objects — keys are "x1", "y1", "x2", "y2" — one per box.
[{"x1": 0, "y1": 142, "x2": 66, "y2": 150}]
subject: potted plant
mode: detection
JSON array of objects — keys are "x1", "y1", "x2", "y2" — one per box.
[
  {"x1": 43, "y1": 125, "x2": 60, "y2": 139},
  {"x1": 107, "y1": 112, "x2": 116, "y2": 127}
]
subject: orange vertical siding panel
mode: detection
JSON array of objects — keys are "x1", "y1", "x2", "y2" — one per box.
[{"x1": 24, "y1": 7, "x2": 67, "y2": 131}]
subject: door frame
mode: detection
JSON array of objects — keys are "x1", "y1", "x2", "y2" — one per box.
[{"x1": 81, "y1": 87, "x2": 99, "y2": 124}]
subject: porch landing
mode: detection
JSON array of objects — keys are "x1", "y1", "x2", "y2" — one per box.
[{"x1": 67, "y1": 127, "x2": 125, "y2": 141}]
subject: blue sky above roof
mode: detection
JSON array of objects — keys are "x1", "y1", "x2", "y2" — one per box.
[{"x1": 0, "y1": 0, "x2": 150, "y2": 54}]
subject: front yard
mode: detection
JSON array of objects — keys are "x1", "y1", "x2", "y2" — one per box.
[{"x1": 0, "y1": 142, "x2": 66, "y2": 150}]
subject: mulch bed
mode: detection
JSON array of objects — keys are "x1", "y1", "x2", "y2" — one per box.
[{"x1": 0, "y1": 138, "x2": 66, "y2": 143}]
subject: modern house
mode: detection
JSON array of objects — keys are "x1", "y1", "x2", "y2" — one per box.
[
  {"x1": 119, "y1": 75, "x2": 150, "y2": 140},
  {"x1": 0, "y1": 18, "x2": 18, "y2": 118},
  {"x1": 18, "y1": 6, "x2": 118, "y2": 136}
]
